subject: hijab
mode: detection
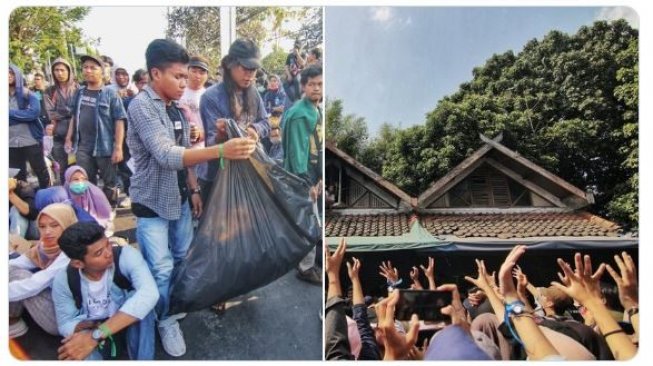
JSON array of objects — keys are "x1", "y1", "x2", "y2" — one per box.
[
  {"x1": 25, "y1": 203, "x2": 78, "y2": 269},
  {"x1": 64, "y1": 165, "x2": 112, "y2": 227}
]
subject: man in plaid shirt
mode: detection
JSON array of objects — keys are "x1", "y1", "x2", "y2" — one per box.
[{"x1": 127, "y1": 39, "x2": 256, "y2": 357}]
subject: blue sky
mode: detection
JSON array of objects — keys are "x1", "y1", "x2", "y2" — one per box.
[{"x1": 325, "y1": 6, "x2": 639, "y2": 137}]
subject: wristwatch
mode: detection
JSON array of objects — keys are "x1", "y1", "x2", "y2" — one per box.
[
  {"x1": 91, "y1": 328, "x2": 104, "y2": 342},
  {"x1": 505, "y1": 300, "x2": 526, "y2": 317},
  {"x1": 190, "y1": 187, "x2": 201, "y2": 195}
]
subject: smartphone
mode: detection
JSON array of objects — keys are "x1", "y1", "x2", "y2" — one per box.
[{"x1": 395, "y1": 289, "x2": 452, "y2": 322}]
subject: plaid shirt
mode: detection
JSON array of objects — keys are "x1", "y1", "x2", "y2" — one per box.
[{"x1": 127, "y1": 86, "x2": 190, "y2": 220}]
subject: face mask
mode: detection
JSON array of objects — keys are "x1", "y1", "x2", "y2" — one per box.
[
  {"x1": 270, "y1": 136, "x2": 282, "y2": 145},
  {"x1": 69, "y1": 181, "x2": 89, "y2": 195}
]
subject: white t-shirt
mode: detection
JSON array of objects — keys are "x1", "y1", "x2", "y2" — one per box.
[
  {"x1": 179, "y1": 87, "x2": 206, "y2": 148},
  {"x1": 84, "y1": 270, "x2": 118, "y2": 320}
]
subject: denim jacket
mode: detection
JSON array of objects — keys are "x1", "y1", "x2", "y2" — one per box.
[
  {"x1": 51, "y1": 245, "x2": 159, "y2": 337},
  {"x1": 72, "y1": 85, "x2": 127, "y2": 157}
]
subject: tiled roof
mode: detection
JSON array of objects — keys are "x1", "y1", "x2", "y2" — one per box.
[
  {"x1": 325, "y1": 213, "x2": 413, "y2": 237},
  {"x1": 421, "y1": 212, "x2": 620, "y2": 238}
]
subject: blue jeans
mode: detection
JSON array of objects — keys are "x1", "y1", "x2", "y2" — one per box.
[
  {"x1": 9, "y1": 206, "x2": 39, "y2": 240},
  {"x1": 136, "y1": 201, "x2": 192, "y2": 322},
  {"x1": 86, "y1": 310, "x2": 156, "y2": 360}
]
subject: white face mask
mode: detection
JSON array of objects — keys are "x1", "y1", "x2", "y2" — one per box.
[{"x1": 270, "y1": 136, "x2": 282, "y2": 145}]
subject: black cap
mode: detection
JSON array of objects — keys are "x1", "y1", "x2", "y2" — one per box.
[
  {"x1": 80, "y1": 54, "x2": 104, "y2": 69},
  {"x1": 228, "y1": 39, "x2": 261, "y2": 70},
  {"x1": 188, "y1": 59, "x2": 209, "y2": 72}
]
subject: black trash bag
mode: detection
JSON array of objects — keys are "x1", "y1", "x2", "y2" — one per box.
[{"x1": 169, "y1": 120, "x2": 321, "y2": 314}]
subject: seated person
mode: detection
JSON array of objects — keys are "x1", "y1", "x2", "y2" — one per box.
[
  {"x1": 52, "y1": 222, "x2": 158, "y2": 360},
  {"x1": 9, "y1": 203, "x2": 78, "y2": 338},
  {"x1": 64, "y1": 165, "x2": 113, "y2": 229},
  {"x1": 8, "y1": 176, "x2": 39, "y2": 240},
  {"x1": 35, "y1": 186, "x2": 97, "y2": 224}
]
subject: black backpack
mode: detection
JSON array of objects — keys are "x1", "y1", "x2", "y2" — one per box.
[{"x1": 66, "y1": 246, "x2": 134, "y2": 309}]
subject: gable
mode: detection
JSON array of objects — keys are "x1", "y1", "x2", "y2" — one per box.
[{"x1": 427, "y1": 163, "x2": 557, "y2": 208}]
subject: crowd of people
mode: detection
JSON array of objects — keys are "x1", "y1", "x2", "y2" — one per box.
[
  {"x1": 9, "y1": 37, "x2": 323, "y2": 360},
  {"x1": 325, "y1": 239, "x2": 639, "y2": 360}
]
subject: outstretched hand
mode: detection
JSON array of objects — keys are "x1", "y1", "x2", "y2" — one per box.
[
  {"x1": 325, "y1": 238, "x2": 346, "y2": 277},
  {"x1": 379, "y1": 260, "x2": 399, "y2": 284},
  {"x1": 409, "y1": 266, "x2": 423, "y2": 290},
  {"x1": 550, "y1": 253, "x2": 601, "y2": 306},
  {"x1": 420, "y1": 257, "x2": 436, "y2": 289},
  {"x1": 464, "y1": 259, "x2": 492, "y2": 292},
  {"x1": 346, "y1": 257, "x2": 361, "y2": 280},
  {"x1": 605, "y1": 251, "x2": 638, "y2": 309},
  {"x1": 376, "y1": 290, "x2": 420, "y2": 360},
  {"x1": 437, "y1": 283, "x2": 468, "y2": 328},
  {"x1": 498, "y1": 245, "x2": 527, "y2": 302}
]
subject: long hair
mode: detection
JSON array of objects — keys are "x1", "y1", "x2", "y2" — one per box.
[{"x1": 220, "y1": 55, "x2": 260, "y2": 123}]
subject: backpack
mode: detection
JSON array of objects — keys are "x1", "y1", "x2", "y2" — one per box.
[{"x1": 66, "y1": 246, "x2": 133, "y2": 309}]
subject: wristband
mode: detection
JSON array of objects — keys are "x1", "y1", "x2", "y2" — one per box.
[
  {"x1": 218, "y1": 144, "x2": 225, "y2": 170},
  {"x1": 97, "y1": 324, "x2": 117, "y2": 358},
  {"x1": 504, "y1": 300, "x2": 526, "y2": 346},
  {"x1": 603, "y1": 329, "x2": 625, "y2": 339}
]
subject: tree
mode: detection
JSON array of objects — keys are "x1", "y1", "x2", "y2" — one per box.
[
  {"x1": 166, "y1": 7, "x2": 321, "y2": 75},
  {"x1": 360, "y1": 20, "x2": 638, "y2": 228},
  {"x1": 9, "y1": 7, "x2": 91, "y2": 74},
  {"x1": 261, "y1": 45, "x2": 287, "y2": 76},
  {"x1": 326, "y1": 98, "x2": 369, "y2": 159}
]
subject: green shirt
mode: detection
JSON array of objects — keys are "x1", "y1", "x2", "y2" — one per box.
[{"x1": 282, "y1": 98, "x2": 322, "y2": 182}]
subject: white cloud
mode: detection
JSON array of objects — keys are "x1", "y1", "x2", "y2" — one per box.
[
  {"x1": 597, "y1": 7, "x2": 639, "y2": 29},
  {"x1": 371, "y1": 7, "x2": 393, "y2": 23}
]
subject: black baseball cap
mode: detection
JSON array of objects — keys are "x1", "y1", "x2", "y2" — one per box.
[
  {"x1": 80, "y1": 54, "x2": 104, "y2": 68},
  {"x1": 228, "y1": 39, "x2": 261, "y2": 70}
]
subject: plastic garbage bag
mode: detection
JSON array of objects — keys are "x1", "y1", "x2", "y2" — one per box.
[{"x1": 169, "y1": 120, "x2": 321, "y2": 314}]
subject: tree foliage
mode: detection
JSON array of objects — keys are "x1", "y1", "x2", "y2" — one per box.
[
  {"x1": 9, "y1": 7, "x2": 91, "y2": 74},
  {"x1": 261, "y1": 45, "x2": 287, "y2": 76},
  {"x1": 325, "y1": 99, "x2": 369, "y2": 159},
  {"x1": 166, "y1": 7, "x2": 322, "y2": 75},
  {"x1": 329, "y1": 20, "x2": 639, "y2": 229}
]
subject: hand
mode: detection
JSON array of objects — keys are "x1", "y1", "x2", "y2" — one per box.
[
  {"x1": 73, "y1": 320, "x2": 97, "y2": 333},
  {"x1": 57, "y1": 331, "x2": 98, "y2": 360},
  {"x1": 309, "y1": 184, "x2": 320, "y2": 202},
  {"x1": 325, "y1": 238, "x2": 346, "y2": 278},
  {"x1": 215, "y1": 118, "x2": 227, "y2": 135},
  {"x1": 437, "y1": 283, "x2": 469, "y2": 328},
  {"x1": 513, "y1": 265, "x2": 529, "y2": 296},
  {"x1": 464, "y1": 259, "x2": 492, "y2": 292},
  {"x1": 221, "y1": 137, "x2": 256, "y2": 160},
  {"x1": 409, "y1": 266, "x2": 423, "y2": 290},
  {"x1": 379, "y1": 260, "x2": 399, "y2": 284},
  {"x1": 606, "y1": 251, "x2": 638, "y2": 309},
  {"x1": 190, "y1": 124, "x2": 200, "y2": 142},
  {"x1": 575, "y1": 252, "x2": 606, "y2": 301},
  {"x1": 376, "y1": 290, "x2": 420, "y2": 360},
  {"x1": 246, "y1": 127, "x2": 259, "y2": 142},
  {"x1": 9, "y1": 178, "x2": 17, "y2": 192},
  {"x1": 406, "y1": 338, "x2": 429, "y2": 360},
  {"x1": 550, "y1": 254, "x2": 601, "y2": 307},
  {"x1": 346, "y1": 257, "x2": 361, "y2": 280},
  {"x1": 190, "y1": 191, "x2": 203, "y2": 218},
  {"x1": 111, "y1": 147, "x2": 124, "y2": 164},
  {"x1": 420, "y1": 257, "x2": 436, "y2": 289},
  {"x1": 498, "y1": 245, "x2": 527, "y2": 302}
]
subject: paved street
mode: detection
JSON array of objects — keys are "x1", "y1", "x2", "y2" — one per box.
[{"x1": 11, "y1": 207, "x2": 323, "y2": 361}]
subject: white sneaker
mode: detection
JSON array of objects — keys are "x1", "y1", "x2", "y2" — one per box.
[
  {"x1": 119, "y1": 196, "x2": 132, "y2": 208},
  {"x1": 158, "y1": 321, "x2": 186, "y2": 357},
  {"x1": 169, "y1": 312, "x2": 187, "y2": 321},
  {"x1": 9, "y1": 318, "x2": 28, "y2": 339}
]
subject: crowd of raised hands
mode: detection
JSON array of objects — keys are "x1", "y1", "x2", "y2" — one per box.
[{"x1": 325, "y1": 238, "x2": 638, "y2": 361}]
